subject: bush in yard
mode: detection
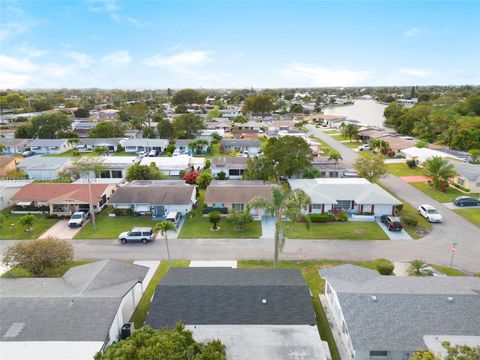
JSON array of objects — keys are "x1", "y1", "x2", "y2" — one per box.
[
  {"x1": 308, "y1": 213, "x2": 334, "y2": 223},
  {"x1": 209, "y1": 211, "x2": 221, "y2": 230},
  {"x1": 183, "y1": 171, "x2": 200, "y2": 184},
  {"x1": 202, "y1": 207, "x2": 228, "y2": 215},
  {"x1": 334, "y1": 212, "x2": 348, "y2": 222},
  {"x1": 18, "y1": 214, "x2": 37, "y2": 232},
  {"x1": 401, "y1": 212, "x2": 418, "y2": 227},
  {"x1": 406, "y1": 159, "x2": 417, "y2": 168},
  {"x1": 95, "y1": 324, "x2": 226, "y2": 360},
  {"x1": 226, "y1": 210, "x2": 253, "y2": 231},
  {"x1": 216, "y1": 171, "x2": 227, "y2": 180},
  {"x1": 451, "y1": 182, "x2": 470, "y2": 192},
  {"x1": 2, "y1": 237, "x2": 73, "y2": 277},
  {"x1": 196, "y1": 169, "x2": 213, "y2": 189},
  {"x1": 375, "y1": 258, "x2": 395, "y2": 275}
]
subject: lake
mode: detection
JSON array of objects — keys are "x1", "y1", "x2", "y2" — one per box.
[{"x1": 324, "y1": 99, "x2": 387, "y2": 128}]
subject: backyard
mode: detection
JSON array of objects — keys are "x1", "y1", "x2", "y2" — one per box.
[
  {"x1": 74, "y1": 211, "x2": 159, "y2": 239},
  {"x1": 453, "y1": 208, "x2": 480, "y2": 227},
  {"x1": 386, "y1": 163, "x2": 425, "y2": 177},
  {"x1": 0, "y1": 210, "x2": 59, "y2": 240},
  {"x1": 284, "y1": 221, "x2": 389, "y2": 240},
  {"x1": 411, "y1": 182, "x2": 478, "y2": 203},
  {"x1": 178, "y1": 215, "x2": 262, "y2": 239}
]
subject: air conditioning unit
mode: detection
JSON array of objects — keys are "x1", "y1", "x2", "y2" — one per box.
[{"x1": 120, "y1": 322, "x2": 134, "y2": 340}]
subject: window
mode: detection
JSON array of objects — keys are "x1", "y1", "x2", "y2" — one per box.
[
  {"x1": 232, "y1": 203, "x2": 244, "y2": 211},
  {"x1": 457, "y1": 178, "x2": 465, "y2": 185},
  {"x1": 370, "y1": 351, "x2": 388, "y2": 357},
  {"x1": 335, "y1": 200, "x2": 351, "y2": 210},
  {"x1": 111, "y1": 170, "x2": 122, "y2": 178},
  {"x1": 312, "y1": 204, "x2": 322, "y2": 210},
  {"x1": 100, "y1": 170, "x2": 111, "y2": 178},
  {"x1": 229, "y1": 169, "x2": 241, "y2": 176}
]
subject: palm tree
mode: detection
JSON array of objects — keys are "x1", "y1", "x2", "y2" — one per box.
[
  {"x1": 0, "y1": 144, "x2": 6, "y2": 153},
  {"x1": 423, "y1": 156, "x2": 456, "y2": 190},
  {"x1": 328, "y1": 150, "x2": 342, "y2": 175},
  {"x1": 153, "y1": 221, "x2": 177, "y2": 265},
  {"x1": 248, "y1": 187, "x2": 311, "y2": 268},
  {"x1": 369, "y1": 139, "x2": 390, "y2": 154},
  {"x1": 18, "y1": 214, "x2": 37, "y2": 232},
  {"x1": 406, "y1": 259, "x2": 433, "y2": 276},
  {"x1": 341, "y1": 123, "x2": 359, "y2": 142}
]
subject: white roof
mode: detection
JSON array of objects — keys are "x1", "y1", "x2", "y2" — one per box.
[
  {"x1": 400, "y1": 147, "x2": 464, "y2": 163},
  {"x1": 140, "y1": 155, "x2": 205, "y2": 171},
  {"x1": 288, "y1": 178, "x2": 401, "y2": 205},
  {"x1": 123, "y1": 139, "x2": 169, "y2": 147}
]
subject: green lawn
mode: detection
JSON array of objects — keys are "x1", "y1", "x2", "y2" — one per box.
[
  {"x1": 130, "y1": 260, "x2": 190, "y2": 328},
  {"x1": 113, "y1": 151, "x2": 139, "y2": 157},
  {"x1": 341, "y1": 141, "x2": 364, "y2": 149},
  {"x1": 453, "y1": 208, "x2": 480, "y2": 227},
  {"x1": 386, "y1": 163, "x2": 424, "y2": 177},
  {"x1": 284, "y1": 221, "x2": 389, "y2": 240},
  {"x1": 310, "y1": 135, "x2": 335, "y2": 154},
  {"x1": 411, "y1": 182, "x2": 479, "y2": 203},
  {"x1": 43, "y1": 149, "x2": 99, "y2": 157},
  {"x1": 432, "y1": 265, "x2": 466, "y2": 276},
  {"x1": 0, "y1": 211, "x2": 59, "y2": 240},
  {"x1": 1, "y1": 260, "x2": 92, "y2": 278},
  {"x1": 73, "y1": 211, "x2": 159, "y2": 239},
  {"x1": 238, "y1": 259, "x2": 384, "y2": 360},
  {"x1": 397, "y1": 201, "x2": 432, "y2": 239},
  {"x1": 178, "y1": 215, "x2": 262, "y2": 239}
]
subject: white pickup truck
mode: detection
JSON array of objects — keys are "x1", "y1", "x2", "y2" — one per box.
[{"x1": 68, "y1": 211, "x2": 90, "y2": 228}]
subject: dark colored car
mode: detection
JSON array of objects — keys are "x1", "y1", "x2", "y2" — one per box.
[
  {"x1": 380, "y1": 215, "x2": 403, "y2": 231},
  {"x1": 453, "y1": 196, "x2": 480, "y2": 207}
]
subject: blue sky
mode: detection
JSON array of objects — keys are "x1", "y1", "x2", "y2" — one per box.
[{"x1": 1, "y1": 0, "x2": 479, "y2": 89}]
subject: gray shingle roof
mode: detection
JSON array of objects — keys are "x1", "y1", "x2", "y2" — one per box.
[
  {"x1": 320, "y1": 265, "x2": 480, "y2": 351},
  {"x1": 0, "y1": 260, "x2": 148, "y2": 341},
  {"x1": 146, "y1": 268, "x2": 315, "y2": 328},
  {"x1": 205, "y1": 181, "x2": 276, "y2": 204},
  {"x1": 451, "y1": 161, "x2": 480, "y2": 181},
  {"x1": 109, "y1": 185, "x2": 195, "y2": 205},
  {"x1": 221, "y1": 139, "x2": 261, "y2": 147},
  {"x1": 29, "y1": 138, "x2": 69, "y2": 147},
  {"x1": 78, "y1": 138, "x2": 123, "y2": 146}
]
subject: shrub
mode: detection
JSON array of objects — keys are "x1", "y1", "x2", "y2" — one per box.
[
  {"x1": 334, "y1": 212, "x2": 348, "y2": 222},
  {"x1": 401, "y1": 212, "x2": 418, "y2": 227},
  {"x1": 202, "y1": 207, "x2": 228, "y2": 215},
  {"x1": 308, "y1": 213, "x2": 334, "y2": 223},
  {"x1": 209, "y1": 211, "x2": 221, "y2": 230},
  {"x1": 438, "y1": 181, "x2": 449, "y2": 193},
  {"x1": 216, "y1": 171, "x2": 227, "y2": 180},
  {"x1": 406, "y1": 159, "x2": 417, "y2": 168},
  {"x1": 112, "y1": 208, "x2": 134, "y2": 216},
  {"x1": 183, "y1": 171, "x2": 200, "y2": 184},
  {"x1": 395, "y1": 204, "x2": 404, "y2": 212},
  {"x1": 451, "y1": 182, "x2": 470, "y2": 192},
  {"x1": 375, "y1": 258, "x2": 395, "y2": 275}
]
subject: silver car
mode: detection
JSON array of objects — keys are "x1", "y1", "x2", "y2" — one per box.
[{"x1": 118, "y1": 227, "x2": 154, "y2": 244}]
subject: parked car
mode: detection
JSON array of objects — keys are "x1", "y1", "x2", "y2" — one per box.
[
  {"x1": 418, "y1": 205, "x2": 443, "y2": 223},
  {"x1": 357, "y1": 144, "x2": 370, "y2": 151},
  {"x1": 148, "y1": 149, "x2": 158, "y2": 157},
  {"x1": 68, "y1": 211, "x2": 90, "y2": 228},
  {"x1": 137, "y1": 150, "x2": 147, "y2": 157},
  {"x1": 380, "y1": 215, "x2": 403, "y2": 231},
  {"x1": 165, "y1": 212, "x2": 181, "y2": 227},
  {"x1": 453, "y1": 196, "x2": 480, "y2": 207},
  {"x1": 22, "y1": 150, "x2": 35, "y2": 157},
  {"x1": 172, "y1": 149, "x2": 181, "y2": 156},
  {"x1": 118, "y1": 227, "x2": 154, "y2": 244}
]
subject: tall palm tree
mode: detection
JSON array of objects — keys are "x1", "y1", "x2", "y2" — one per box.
[
  {"x1": 248, "y1": 187, "x2": 311, "y2": 268},
  {"x1": 406, "y1": 259, "x2": 433, "y2": 276},
  {"x1": 328, "y1": 150, "x2": 342, "y2": 175},
  {"x1": 153, "y1": 221, "x2": 177, "y2": 265},
  {"x1": 423, "y1": 156, "x2": 456, "y2": 189},
  {"x1": 369, "y1": 139, "x2": 390, "y2": 154}
]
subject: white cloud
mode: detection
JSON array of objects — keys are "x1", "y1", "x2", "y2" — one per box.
[
  {"x1": 101, "y1": 50, "x2": 132, "y2": 66},
  {"x1": 65, "y1": 51, "x2": 94, "y2": 68},
  {"x1": 0, "y1": 55, "x2": 37, "y2": 88},
  {"x1": 0, "y1": 22, "x2": 32, "y2": 41},
  {"x1": 17, "y1": 46, "x2": 47, "y2": 58},
  {"x1": 280, "y1": 63, "x2": 372, "y2": 87},
  {"x1": 0, "y1": 72, "x2": 32, "y2": 88},
  {"x1": 398, "y1": 68, "x2": 432, "y2": 77},
  {"x1": 88, "y1": 0, "x2": 150, "y2": 27},
  {"x1": 403, "y1": 27, "x2": 420, "y2": 37},
  {"x1": 0, "y1": 55, "x2": 37, "y2": 72},
  {"x1": 143, "y1": 51, "x2": 211, "y2": 69}
]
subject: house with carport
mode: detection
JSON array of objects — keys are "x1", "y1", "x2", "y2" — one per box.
[
  {"x1": 0, "y1": 139, "x2": 32, "y2": 154},
  {"x1": 17, "y1": 156, "x2": 72, "y2": 180},
  {"x1": 29, "y1": 138, "x2": 73, "y2": 154},
  {"x1": 123, "y1": 138, "x2": 169, "y2": 154},
  {"x1": 288, "y1": 178, "x2": 401, "y2": 217},
  {"x1": 220, "y1": 139, "x2": 261, "y2": 156},
  {"x1": 210, "y1": 157, "x2": 248, "y2": 179},
  {"x1": 450, "y1": 161, "x2": 480, "y2": 193},
  {"x1": 140, "y1": 155, "x2": 205, "y2": 176}
]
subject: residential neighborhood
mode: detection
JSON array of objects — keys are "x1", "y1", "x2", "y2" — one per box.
[{"x1": 1, "y1": 1, "x2": 479, "y2": 359}]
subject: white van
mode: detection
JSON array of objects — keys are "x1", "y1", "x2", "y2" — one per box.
[{"x1": 165, "y1": 212, "x2": 181, "y2": 227}]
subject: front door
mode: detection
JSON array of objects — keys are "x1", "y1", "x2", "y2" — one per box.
[{"x1": 154, "y1": 206, "x2": 165, "y2": 217}]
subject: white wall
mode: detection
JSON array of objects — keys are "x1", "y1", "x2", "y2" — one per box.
[
  {"x1": 0, "y1": 187, "x2": 23, "y2": 210},
  {"x1": 26, "y1": 168, "x2": 63, "y2": 180}
]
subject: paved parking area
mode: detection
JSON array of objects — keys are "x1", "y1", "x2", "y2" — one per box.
[
  {"x1": 260, "y1": 215, "x2": 275, "y2": 239},
  {"x1": 39, "y1": 220, "x2": 86, "y2": 240},
  {"x1": 155, "y1": 216, "x2": 185, "y2": 240},
  {"x1": 375, "y1": 219, "x2": 413, "y2": 240}
]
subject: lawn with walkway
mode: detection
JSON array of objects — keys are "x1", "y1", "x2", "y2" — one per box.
[
  {"x1": 411, "y1": 182, "x2": 479, "y2": 203},
  {"x1": 74, "y1": 211, "x2": 158, "y2": 239},
  {"x1": 0, "y1": 210, "x2": 59, "y2": 240},
  {"x1": 453, "y1": 208, "x2": 480, "y2": 227},
  {"x1": 178, "y1": 215, "x2": 262, "y2": 239},
  {"x1": 386, "y1": 163, "x2": 425, "y2": 177},
  {"x1": 284, "y1": 221, "x2": 389, "y2": 240},
  {"x1": 1, "y1": 260, "x2": 92, "y2": 278}
]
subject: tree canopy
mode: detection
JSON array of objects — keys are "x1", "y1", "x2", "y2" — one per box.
[
  {"x1": 171, "y1": 89, "x2": 207, "y2": 106},
  {"x1": 172, "y1": 113, "x2": 204, "y2": 139},
  {"x1": 354, "y1": 153, "x2": 387, "y2": 182},
  {"x1": 242, "y1": 94, "x2": 275, "y2": 115},
  {"x1": 95, "y1": 324, "x2": 226, "y2": 360},
  {"x1": 263, "y1": 136, "x2": 312, "y2": 179},
  {"x1": 15, "y1": 113, "x2": 72, "y2": 139},
  {"x1": 88, "y1": 121, "x2": 125, "y2": 138},
  {"x1": 126, "y1": 163, "x2": 166, "y2": 181}
]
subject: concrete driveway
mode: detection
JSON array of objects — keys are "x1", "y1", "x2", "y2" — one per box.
[
  {"x1": 38, "y1": 220, "x2": 85, "y2": 240},
  {"x1": 154, "y1": 216, "x2": 185, "y2": 240},
  {"x1": 260, "y1": 215, "x2": 275, "y2": 239},
  {"x1": 375, "y1": 219, "x2": 413, "y2": 240}
]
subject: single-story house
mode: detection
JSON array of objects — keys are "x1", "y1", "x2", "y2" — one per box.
[
  {"x1": 450, "y1": 161, "x2": 480, "y2": 193},
  {"x1": 174, "y1": 139, "x2": 210, "y2": 155},
  {"x1": 71, "y1": 156, "x2": 139, "y2": 180},
  {"x1": 301, "y1": 114, "x2": 347, "y2": 127},
  {"x1": 91, "y1": 109, "x2": 120, "y2": 120},
  {"x1": 210, "y1": 157, "x2": 248, "y2": 179},
  {"x1": 266, "y1": 121, "x2": 297, "y2": 131},
  {"x1": 380, "y1": 136, "x2": 417, "y2": 153},
  {"x1": 124, "y1": 129, "x2": 141, "y2": 139},
  {"x1": 0, "y1": 129, "x2": 15, "y2": 139},
  {"x1": 204, "y1": 180, "x2": 277, "y2": 217},
  {"x1": 11, "y1": 183, "x2": 114, "y2": 216},
  {"x1": 0, "y1": 156, "x2": 21, "y2": 176},
  {"x1": 29, "y1": 139, "x2": 73, "y2": 154},
  {"x1": 310, "y1": 157, "x2": 353, "y2": 178},
  {"x1": 71, "y1": 121, "x2": 96, "y2": 138},
  {"x1": 200, "y1": 129, "x2": 225, "y2": 138},
  {"x1": 288, "y1": 178, "x2": 401, "y2": 216},
  {"x1": 0, "y1": 180, "x2": 33, "y2": 210},
  {"x1": 146, "y1": 268, "x2": 330, "y2": 360},
  {"x1": 140, "y1": 155, "x2": 205, "y2": 176},
  {"x1": 235, "y1": 121, "x2": 264, "y2": 131},
  {"x1": 76, "y1": 138, "x2": 124, "y2": 153},
  {"x1": 205, "y1": 120, "x2": 232, "y2": 132},
  {"x1": 231, "y1": 129, "x2": 261, "y2": 140},
  {"x1": 320, "y1": 264, "x2": 480, "y2": 360},
  {"x1": 0, "y1": 139, "x2": 32, "y2": 154},
  {"x1": 220, "y1": 139, "x2": 261, "y2": 155},
  {"x1": 357, "y1": 128, "x2": 389, "y2": 142},
  {"x1": 0, "y1": 260, "x2": 149, "y2": 360},
  {"x1": 17, "y1": 156, "x2": 72, "y2": 180},
  {"x1": 108, "y1": 180, "x2": 196, "y2": 217},
  {"x1": 400, "y1": 147, "x2": 464, "y2": 165},
  {"x1": 123, "y1": 139, "x2": 169, "y2": 153}
]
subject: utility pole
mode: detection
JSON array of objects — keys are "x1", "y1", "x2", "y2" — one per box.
[
  {"x1": 449, "y1": 242, "x2": 457, "y2": 268},
  {"x1": 88, "y1": 178, "x2": 96, "y2": 231}
]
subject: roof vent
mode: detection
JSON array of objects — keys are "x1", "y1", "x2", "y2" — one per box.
[
  {"x1": 447, "y1": 297, "x2": 454, "y2": 302},
  {"x1": 372, "y1": 296, "x2": 377, "y2": 301},
  {"x1": 262, "y1": 299, "x2": 267, "y2": 304}
]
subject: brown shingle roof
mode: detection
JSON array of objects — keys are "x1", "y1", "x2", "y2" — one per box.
[
  {"x1": 205, "y1": 182, "x2": 276, "y2": 204},
  {"x1": 109, "y1": 185, "x2": 195, "y2": 205},
  {"x1": 11, "y1": 183, "x2": 110, "y2": 203}
]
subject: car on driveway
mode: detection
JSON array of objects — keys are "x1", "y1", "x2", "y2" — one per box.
[
  {"x1": 357, "y1": 144, "x2": 370, "y2": 151},
  {"x1": 68, "y1": 211, "x2": 90, "y2": 228},
  {"x1": 165, "y1": 212, "x2": 181, "y2": 227},
  {"x1": 380, "y1": 215, "x2": 403, "y2": 231},
  {"x1": 453, "y1": 196, "x2": 480, "y2": 207},
  {"x1": 119, "y1": 227, "x2": 154, "y2": 244},
  {"x1": 418, "y1": 204, "x2": 443, "y2": 223}
]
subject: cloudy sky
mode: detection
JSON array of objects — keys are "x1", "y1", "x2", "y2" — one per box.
[{"x1": 1, "y1": 0, "x2": 479, "y2": 89}]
